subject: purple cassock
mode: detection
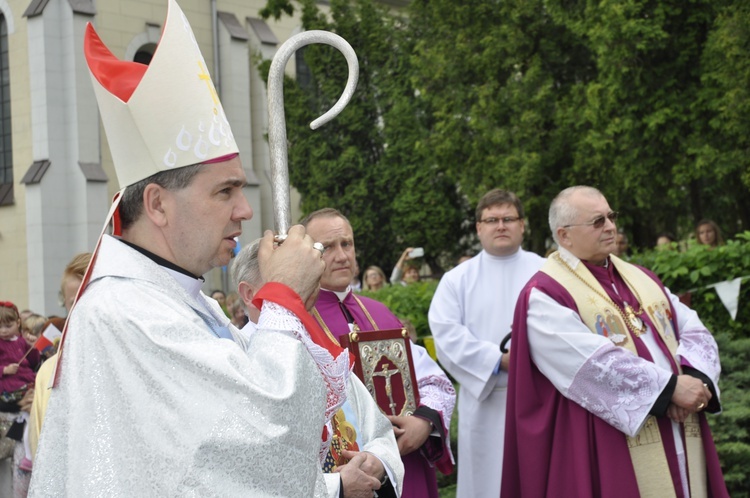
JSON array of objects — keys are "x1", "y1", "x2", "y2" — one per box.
[
  {"x1": 314, "y1": 289, "x2": 455, "y2": 498},
  {"x1": 501, "y1": 262, "x2": 729, "y2": 498}
]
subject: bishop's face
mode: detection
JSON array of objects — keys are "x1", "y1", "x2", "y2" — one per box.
[
  {"x1": 165, "y1": 157, "x2": 253, "y2": 276},
  {"x1": 305, "y1": 216, "x2": 357, "y2": 292}
]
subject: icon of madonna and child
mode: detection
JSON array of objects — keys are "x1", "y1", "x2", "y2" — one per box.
[{"x1": 594, "y1": 308, "x2": 628, "y2": 345}]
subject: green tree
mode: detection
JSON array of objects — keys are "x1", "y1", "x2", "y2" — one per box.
[
  {"x1": 409, "y1": 0, "x2": 749, "y2": 250},
  {"x1": 689, "y1": 2, "x2": 750, "y2": 233},
  {"x1": 564, "y1": 0, "x2": 727, "y2": 245},
  {"x1": 263, "y1": 0, "x2": 750, "y2": 259},
  {"x1": 409, "y1": 0, "x2": 597, "y2": 254},
  {"x1": 260, "y1": 0, "x2": 466, "y2": 273}
]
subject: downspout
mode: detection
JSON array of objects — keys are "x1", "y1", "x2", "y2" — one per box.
[
  {"x1": 211, "y1": 0, "x2": 220, "y2": 96},
  {"x1": 211, "y1": 0, "x2": 226, "y2": 293}
]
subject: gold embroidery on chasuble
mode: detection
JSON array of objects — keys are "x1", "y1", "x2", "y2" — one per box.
[{"x1": 540, "y1": 253, "x2": 706, "y2": 498}]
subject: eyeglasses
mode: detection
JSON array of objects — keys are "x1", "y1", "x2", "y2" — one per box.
[
  {"x1": 563, "y1": 211, "x2": 618, "y2": 229},
  {"x1": 478, "y1": 216, "x2": 522, "y2": 226}
]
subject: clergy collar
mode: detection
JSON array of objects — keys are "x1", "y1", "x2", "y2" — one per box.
[
  {"x1": 482, "y1": 247, "x2": 523, "y2": 261},
  {"x1": 121, "y1": 240, "x2": 204, "y2": 281},
  {"x1": 558, "y1": 246, "x2": 611, "y2": 270},
  {"x1": 321, "y1": 286, "x2": 352, "y2": 302},
  {"x1": 120, "y1": 240, "x2": 206, "y2": 301},
  {"x1": 556, "y1": 246, "x2": 581, "y2": 269}
]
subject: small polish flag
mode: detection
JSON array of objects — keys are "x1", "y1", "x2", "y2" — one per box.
[{"x1": 35, "y1": 323, "x2": 63, "y2": 354}]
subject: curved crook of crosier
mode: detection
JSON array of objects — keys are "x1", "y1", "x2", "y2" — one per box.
[{"x1": 267, "y1": 30, "x2": 360, "y2": 237}]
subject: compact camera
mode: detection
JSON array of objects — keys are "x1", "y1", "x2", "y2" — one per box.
[{"x1": 409, "y1": 247, "x2": 424, "y2": 258}]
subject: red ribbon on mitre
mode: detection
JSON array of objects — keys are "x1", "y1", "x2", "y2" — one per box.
[{"x1": 84, "y1": 22, "x2": 149, "y2": 103}]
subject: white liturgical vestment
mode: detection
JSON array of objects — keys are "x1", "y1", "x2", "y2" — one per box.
[
  {"x1": 241, "y1": 321, "x2": 405, "y2": 497},
  {"x1": 428, "y1": 249, "x2": 544, "y2": 498},
  {"x1": 29, "y1": 236, "x2": 331, "y2": 497}
]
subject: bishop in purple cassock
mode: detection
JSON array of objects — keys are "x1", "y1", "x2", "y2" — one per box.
[
  {"x1": 303, "y1": 208, "x2": 455, "y2": 498},
  {"x1": 502, "y1": 186, "x2": 728, "y2": 498}
]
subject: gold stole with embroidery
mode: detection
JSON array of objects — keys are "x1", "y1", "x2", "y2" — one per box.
[{"x1": 541, "y1": 253, "x2": 706, "y2": 498}]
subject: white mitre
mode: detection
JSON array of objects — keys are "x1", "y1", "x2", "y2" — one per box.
[
  {"x1": 51, "y1": 0, "x2": 242, "y2": 389},
  {"x1": 84, "y1": 0, "x2": 238, "y2": 188}
]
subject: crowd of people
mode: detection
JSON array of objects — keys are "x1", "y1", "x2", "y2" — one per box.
[
  {"x1": 0, "y1": 252, "x2": 89, "y2": 496},
  {"x1": 1, "y1": 1, "x2": 731, "y2": 497},
  {"x1": 348, "y1": 217, "x2": 725, "y2": 293},
  {"x1": 611, "y1": 219, "x2": 724, "y2": 256}
]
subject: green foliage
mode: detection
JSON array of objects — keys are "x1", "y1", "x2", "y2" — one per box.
[
  {"x1": 259, "y1": 0, "x2": 294, "y2": 20},
  {"x1": 632, "y1": 233, "x2": 750, "y2": 496},
  {"x1": 260, "y1": 0, "x2": 466, "y2": 273},
  {"x1": 438, "y1": 483, "x2": 457, "y2": 498},
  {"x1": 409, "y1": 0, "x2": 750, "y2": 251},
  {"x1": 409, "y1": 0, "x2": 590, "y2": 254},
  {"x1": 633, "y1": 232, "x2": 750, "y2": 294},
  {"x1": 360, "y1": 281, "x2": 438, "y2": 338},
  {"x1": 690, "y1": 3, "x2": 750, "y2": 231},
  {"x1": 263, "y1": 0, "x2": 750, "y2": 264}
]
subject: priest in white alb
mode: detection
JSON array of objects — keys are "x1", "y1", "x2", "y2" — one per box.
[{"x1": 428, "y1": 188, "x2": 544, "y2": 498}]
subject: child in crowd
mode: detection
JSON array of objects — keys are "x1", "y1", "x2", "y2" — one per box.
[
  {"x1": 0, "y1": 301, "x2": 40, "y2": 475},
  {"x1": 695, "y1": 219, "x2": 724, "y2": 248},
  {"x1": 0, "y1": 303, "x2": 39, "y2": 404},
  {"x1": 21, "y1": 314, "x2": 46, "y2": 350}
]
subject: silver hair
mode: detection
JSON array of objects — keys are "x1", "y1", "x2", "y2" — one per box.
[
  {"x1": 230, "y1": 238, "x2": 262, "y2": 310},
  {"x1": 549, "y1": 186, "x2": 604, "y2": 244}
]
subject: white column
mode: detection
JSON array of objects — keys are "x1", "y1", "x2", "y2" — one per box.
[{"x1": 25, "y1": 1, "x2": 106, "y2": 316}]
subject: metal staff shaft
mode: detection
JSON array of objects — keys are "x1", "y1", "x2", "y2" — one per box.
[{"x1": 267, "y1": 30, "x2": 359, "y2": 236}]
